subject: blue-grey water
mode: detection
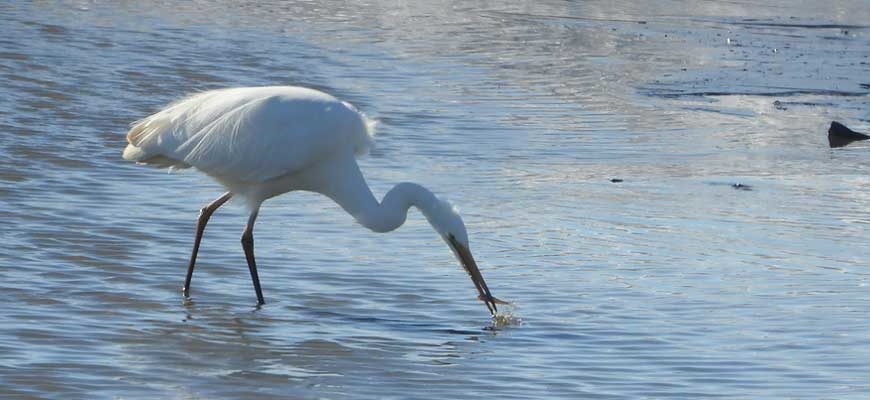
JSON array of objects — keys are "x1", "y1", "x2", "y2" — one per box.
[{"x1": 2, "y1": 1, "x2": 870, "y2": 398}]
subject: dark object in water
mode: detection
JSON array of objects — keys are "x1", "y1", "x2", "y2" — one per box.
[
  {"x1": 610, "y1": 178, "x2": 623, "y2": 183},
  {"x1": 704, "y1": 181, "x2": 753, "y2": 191},
  {"x1": 828, "y1": 121, "x2": 870, "y2": 148}
]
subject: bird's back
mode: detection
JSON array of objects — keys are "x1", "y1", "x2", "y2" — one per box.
[{"x1": 123, "y1": 86, "x2": 375, "y2": 184}]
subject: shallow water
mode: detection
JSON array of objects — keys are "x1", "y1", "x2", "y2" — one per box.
[{"x1": 2, "y1": 1, "x2": 870, "y2": 398}]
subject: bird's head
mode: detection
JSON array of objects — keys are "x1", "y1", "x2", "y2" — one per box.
[
  {"x1": 425, "y1": 199, "x2": 506, "y2": 315},
  {"x1": 426, "y1": 199, "x2": 469, "y2": 248}
]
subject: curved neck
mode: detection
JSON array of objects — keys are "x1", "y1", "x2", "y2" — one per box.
[
  {"x1": 355, "y1": 182, "x2": 438, "y2": 233},
  {"x1": 312, "y1": 153, "x2": 440, "y2": 234}
]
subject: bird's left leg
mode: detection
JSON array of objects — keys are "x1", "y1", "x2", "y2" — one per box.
[
  {"x1": 184, "y1": 191, "x2": 232, "y2": 298},
  {"x1": 241, "y1": 208, "x2": 265, "y2": 305}
]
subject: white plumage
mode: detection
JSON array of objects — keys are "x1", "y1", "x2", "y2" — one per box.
[
  {"x1": 123, "y1": 86, "x2": 504, "y2": 314},
  {"x1": 124, "y1": 86, "x2": 373, "y2": 203}
]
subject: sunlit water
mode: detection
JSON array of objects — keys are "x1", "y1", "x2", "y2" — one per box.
[{"x1": 2, "y1": 1, "x2": 870, "y2": 398}]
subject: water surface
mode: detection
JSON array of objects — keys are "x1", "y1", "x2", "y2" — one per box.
[{"x1": 2, "y1": 1, "x2": 870, "y2": 398}]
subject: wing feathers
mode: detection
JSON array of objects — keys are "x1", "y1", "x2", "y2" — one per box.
[{"x1": 123, "y1": 86, "x2": 373, "y2": 183}]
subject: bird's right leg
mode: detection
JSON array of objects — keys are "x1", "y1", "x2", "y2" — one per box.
[
  {"x1": 241, "y1": 208, "x2": 265, "y2": 305},
  {"x1": 183, "y1": 191, "x2": 232, "y2": 297}
]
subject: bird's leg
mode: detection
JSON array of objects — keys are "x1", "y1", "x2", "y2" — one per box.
[
  {"x1": 184, "y1": 192, "x2": 232, "y2": 298},
  {"x1": 241, "y1": 208, "x2": 265, "y2": 305}
]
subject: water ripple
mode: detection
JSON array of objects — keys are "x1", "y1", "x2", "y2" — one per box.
[{"x1": 2, "y1": 0, "x2": 870, "y2": 399}]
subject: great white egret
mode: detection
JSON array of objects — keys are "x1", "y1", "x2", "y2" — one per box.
[{"x1": 123, "y1": 86, "x2": 505, "y2": 314}]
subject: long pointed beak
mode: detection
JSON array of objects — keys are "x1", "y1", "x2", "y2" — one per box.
[{"x1": 447, "y1": 235, "x2": 507, "y2": 315}]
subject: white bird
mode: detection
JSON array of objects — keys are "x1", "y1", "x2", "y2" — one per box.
[{"x1": 123, "y1": 86, "x2": 505, "y2": 314}]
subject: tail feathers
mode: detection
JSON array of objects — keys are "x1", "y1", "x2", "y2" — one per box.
[
  {"x1": 126, "y1": 113, "x2": 172, "y2": 145},
  {"x1": 123, "y1": 109, "x2": 191, "y2": 169},
  {"x1": 122, "y1": 144, "x2": 147, "y2": 161},
  {"x1": 122, "y1": 143, "x2": 190, "y2": 169}
]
